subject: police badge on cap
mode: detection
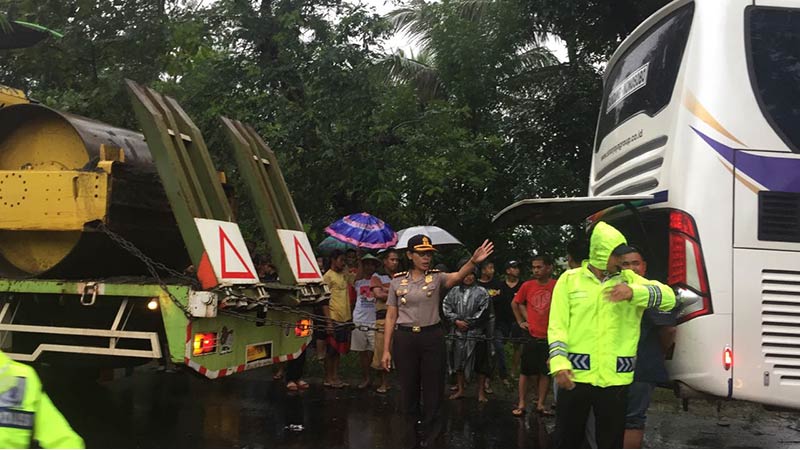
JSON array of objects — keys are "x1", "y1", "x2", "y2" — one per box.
[{"x1": 408, "y1": 234, "x2": 437, "y2": 252}]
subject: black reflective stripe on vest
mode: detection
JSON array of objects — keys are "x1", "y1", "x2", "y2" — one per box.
[
  {"x1": 646, "y1": 285, "x2": 662, "y2": 309},
  {"x1": 616, "y1": 356, "x2": 636, "y2": 373},
  {"x1": 568, "y1": 353, "x2": 591, "y2": 370}
]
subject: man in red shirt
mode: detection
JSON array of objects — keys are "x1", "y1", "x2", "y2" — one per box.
[{"x1": 511, "y1": 255, "x2": 556, "y2": 417}]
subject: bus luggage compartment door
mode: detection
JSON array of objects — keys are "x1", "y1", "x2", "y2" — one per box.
[{"x1": 732, "y1": 248, "x2": 800, "y2": 408}]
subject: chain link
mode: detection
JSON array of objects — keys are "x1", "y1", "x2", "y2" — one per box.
[
  {"x1": 96, "y1": 222, "x2": 195, "y2": 319},
  {"x1": 96, "y1": 222, "x2": 198, "y2": 287}
]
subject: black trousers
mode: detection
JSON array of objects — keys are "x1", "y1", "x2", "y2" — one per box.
[
  {"x1": 555, "y1": 382, "x2": 628, "y2": 449},
  {"x1": 393, "y1": 326, "x2": 446, "y2": 447},
  {"x1": 285, "y1": 348, "x2": 306, "y2": 382}
]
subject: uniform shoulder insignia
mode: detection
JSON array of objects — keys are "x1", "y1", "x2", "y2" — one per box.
[{"x1": 393, "y1": 271, "x2": 408, "y2": 278}]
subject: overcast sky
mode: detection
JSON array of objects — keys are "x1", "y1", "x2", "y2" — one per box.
[{"x1": 360, "y1": 0, "x2": 568, "y2": 61}]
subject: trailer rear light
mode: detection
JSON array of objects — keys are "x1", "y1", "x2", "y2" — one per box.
[
  {"x1": 668, "y1": 210, "x2": 712, "y2": 323},
  {"x1": 192, "y1": 332, "x2": 217, "y2": 356},
  {"x1": 723, "y1": 346, "x2": 733, "y2": 370},
  {"x1": 295, "y1": 319, "x2": 311, "y2": 337}
]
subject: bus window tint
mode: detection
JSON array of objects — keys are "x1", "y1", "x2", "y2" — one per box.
[
  {"x1": 606, "y1": 210, "x2": 670, "y2": 283},
  {"x1": 596, "y1": 3, "x2": 694, "y2": 152},
  {"x1": 748, "y1": 7, "x2": 800, "y2": 154}
]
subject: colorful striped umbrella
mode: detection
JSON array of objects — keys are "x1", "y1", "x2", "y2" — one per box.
[{"x1": 324, "y1": 212, "x2": 398, "y2": 250}]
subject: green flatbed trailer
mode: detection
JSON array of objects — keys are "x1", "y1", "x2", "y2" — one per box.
[{"x1": 0, "y1": 81, "x2": 329, "y2": 377}]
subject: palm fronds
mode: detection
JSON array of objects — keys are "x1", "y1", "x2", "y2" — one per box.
[
  {"x1": 0, "y1": 14, "x2": 12, "y2": 34},
  {"x1": 385, "y1": 3, "x2": 435, "y2": 50},
  {"x1": 376, "y1": 48, "x2": 445, "y2": 101}
]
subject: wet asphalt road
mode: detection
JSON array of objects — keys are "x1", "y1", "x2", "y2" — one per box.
[{"x1": 37, "y1": 364, "x2": 800, "y2": 448}]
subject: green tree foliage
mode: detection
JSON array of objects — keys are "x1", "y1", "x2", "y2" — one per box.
[
  {"x1": 0, "y1": 0, "x2": 173, "y2": 127},
  {"x1": 0, "y1": 0, "x2": 669, "y2": 267}
]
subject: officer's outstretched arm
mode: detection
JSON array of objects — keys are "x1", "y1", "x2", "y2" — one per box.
[
  {"x1": 627, "y1": 274, "x2": 676, "y2": 312},
  {"x1": 547, "y1": 277, "x2": 572, "y2": 375},
  {"x1": 34, "y1": 391, "x2": 85, "y2": 449}
]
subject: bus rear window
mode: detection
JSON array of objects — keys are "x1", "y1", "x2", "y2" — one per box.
[
  {"x1": 747, "y1": 7, "x2": 800, "y2": 154},
  {"x1": 596, "y1": 3, "x2": 694, "y2": 152}
]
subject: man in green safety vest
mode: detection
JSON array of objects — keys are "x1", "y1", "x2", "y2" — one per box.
[
  {"x1": 0, "y1": 351, "x2": 84, "y2": 448},
  {"x1": 548, "y1": 221, "x2": 675, "y2": 448}
]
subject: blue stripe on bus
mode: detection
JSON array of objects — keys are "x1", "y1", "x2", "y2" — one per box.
[{"x1": 691, "y1": 126, "x2": 800, "y2": 193}]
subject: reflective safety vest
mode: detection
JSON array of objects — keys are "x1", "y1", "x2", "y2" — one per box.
[
  {"x1": 547, "y1": 222, "x2": 676, "y2": 387},
  {"x1": 0, "y1": 352, "x2": 84, "y2": 448}
]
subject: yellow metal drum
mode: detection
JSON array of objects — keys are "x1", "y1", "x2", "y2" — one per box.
[{"x1": 0, "y1": 104, "x2": 186, "y2": 277}]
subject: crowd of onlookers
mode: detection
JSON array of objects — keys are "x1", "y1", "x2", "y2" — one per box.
[{"x1": 258, "y1": 229, "x2": 677, "y2": 449}]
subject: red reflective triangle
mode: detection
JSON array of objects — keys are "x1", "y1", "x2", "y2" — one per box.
[
  {"x1": 294, "y1": 236, "x2": 321, "y2": 279},
  {"x1": 219, "y1": 227, "x2": 256, "y2": 279}
]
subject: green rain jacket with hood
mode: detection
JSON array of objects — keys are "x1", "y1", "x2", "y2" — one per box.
[{"x1": 547, "y1": 221, "x2": 675, "y2": 387}]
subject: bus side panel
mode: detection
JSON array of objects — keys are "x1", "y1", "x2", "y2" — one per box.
[
  {"x1": 732, "y1": 248, "x2": 800, "y2": 408},
  {"x1": 666, "y1": 314, "x2": 731, "y2": 398}
]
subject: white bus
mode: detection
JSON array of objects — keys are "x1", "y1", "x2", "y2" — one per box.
[{"x1": 494, "y1": 0, "x2": 800, "y2": 409}]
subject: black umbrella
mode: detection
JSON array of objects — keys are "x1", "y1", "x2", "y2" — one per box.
[{"x1": 0, "y1": 19, "x2": 63, "y2": 50}]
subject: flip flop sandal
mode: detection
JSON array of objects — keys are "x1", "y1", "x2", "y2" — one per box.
[
  {"x1": 286, "y1": 381, "x2": 299, "y2": 391},
  {"x1": 273, "y1": 372, "x2": 284, "y2": 380},
  {"x1": 512, "y1": 407, "x2": 526, "y2": 417},
  {"x1": 376, "y1": 386, "x2": 390, "y2": 394},
  {"x1": 536, "y1": 407, "x2": 554, "y2": 416},
  {"x1": 297, "y1": 380, "x2": 310, "y2": 390}
]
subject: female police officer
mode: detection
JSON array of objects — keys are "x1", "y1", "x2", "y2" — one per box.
[{"x1": 381, "y1": 234, "x2": 493, "y2": 447}]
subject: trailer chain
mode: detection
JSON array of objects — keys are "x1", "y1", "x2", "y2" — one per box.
[{"x1": 96, "y1": 222, "x2": 195, "y2": 320}]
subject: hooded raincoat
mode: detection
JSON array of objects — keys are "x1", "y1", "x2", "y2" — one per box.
[
  {"x1": 443, "y1": 284, "x2": 492, "y2": 381},
  {"x1": 0, "y1": 351, "x2": 84, "y2": 448},
  {"x1": 547, "y1": 221, "x2": 676, "y2": 387}
]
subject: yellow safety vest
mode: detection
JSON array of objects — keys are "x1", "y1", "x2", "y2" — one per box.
[
  {"x1": 547, "y1": 222, "x2": 676, "y2": 387},
  {"x1": 0, "y1": 352, "x2": 84, "y2": 448}
]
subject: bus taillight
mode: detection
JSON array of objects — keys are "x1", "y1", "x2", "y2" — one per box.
[
  {"x1": 668, "y1": 210, "x2": 712, "y2": 323},
  {"x1": 723, "y1": 346, "x2": 733, "y2": 371}
]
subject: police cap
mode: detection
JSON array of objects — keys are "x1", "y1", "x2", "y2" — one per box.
[{"x1": 408, "y1": 234, "x2": 437, "y2": 253}]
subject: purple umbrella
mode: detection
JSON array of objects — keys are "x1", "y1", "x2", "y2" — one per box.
[{"x1": 324, "y1": 212, "x2": 398, "y2": 250}]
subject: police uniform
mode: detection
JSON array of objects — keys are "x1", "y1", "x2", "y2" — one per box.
[
  {"x1": 388, "y1": 235, "x2": 447, "y2": 447},
  {"x1": 0, "y1": 351, "x2": 84, "y2": 448},
  {"x1": 548, "y1": 222, "x2": 675, "y2": 448}
]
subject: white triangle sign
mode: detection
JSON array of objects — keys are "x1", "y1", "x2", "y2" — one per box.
[
  {"x1": 277, "y1": 229, "x2": 323, "y2": 283},
  {"x1": 194, "y1": 218, "x2": 259, "y2": 284}
]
